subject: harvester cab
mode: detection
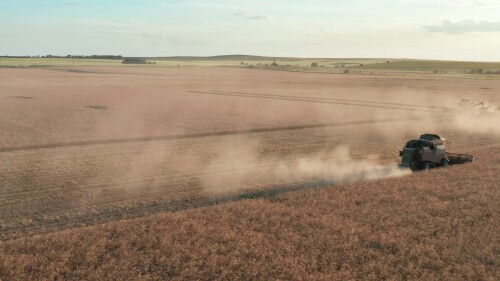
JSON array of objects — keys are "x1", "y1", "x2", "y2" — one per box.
[
  {"x1": 399, "y1": 134, "x2": 447, "y2": 171},
  {"x1": 399, "y1": 134, "x2": 474, "y2": 171}
]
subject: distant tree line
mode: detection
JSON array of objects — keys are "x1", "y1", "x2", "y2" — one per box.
[
  {"x1": 0, "y1": 55, "x2": 123, "y2": 60},
  {"x1": 122, "y1": 58, "x2": 148, "y2": 64}
]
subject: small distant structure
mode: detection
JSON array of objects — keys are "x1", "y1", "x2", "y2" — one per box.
[{"x1": 458, "y1": 99, "x2": 497, "y2": 115}]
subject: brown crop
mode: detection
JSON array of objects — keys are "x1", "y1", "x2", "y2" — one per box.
[{"x1": 0, "y1": 147, "x2": 498, "y2": 280}]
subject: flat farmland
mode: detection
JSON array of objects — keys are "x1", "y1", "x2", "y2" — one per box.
[
  {"x1": 1, "y1": 146, "x2": 498, "y2": 280},
  {"x1": 0, "y1": 67, "x2": 499, "y2": 240}
]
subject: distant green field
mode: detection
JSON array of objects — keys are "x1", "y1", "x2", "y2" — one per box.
[
  {"x1": 358, "y1": 60, "x2": 500, "y2": 71},
  {"x1": 149, "y1": 56, "x2": 387, "y2": 68},
  {"x1": 0, "y1": 56, "x2": 386, "y2": 68},
  {"x1": 0, "y1": 58, "x2": 123, "y2": 67},
  {"x1": 1, "y1": 57, "x2": 499, "y2": 77}
]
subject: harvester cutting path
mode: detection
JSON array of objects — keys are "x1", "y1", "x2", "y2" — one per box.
[{"x1": 399, "y1": 134, "x2": 475, "y2": 171}]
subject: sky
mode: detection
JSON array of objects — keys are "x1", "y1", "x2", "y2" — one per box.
[{"x1": 1, "y1": 0, "x2": 500, "y2": 61}]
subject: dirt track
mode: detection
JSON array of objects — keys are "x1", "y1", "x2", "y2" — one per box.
[
  {"x1": 0, "y1": 117, "x2": 443, "y2": 153},
  {"x1": 189, "y1": 90, "x2": 446, "y2": 112}
]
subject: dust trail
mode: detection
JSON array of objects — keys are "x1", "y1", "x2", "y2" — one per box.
[
  {"x1": 201, "y1": 143, "x2": 411, "y2": 195},
  {"x1": 452, "y1": 114, "x2": 500, "y2": 135}
]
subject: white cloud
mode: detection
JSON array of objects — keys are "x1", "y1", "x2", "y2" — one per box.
[
  {"x1": 137, "y1": 32, "x2": 207, "y2": 46},
  {"x1": 434, "y1": 0, "x2": 500, "y2": 9},
  {"x1": 233, "y1": 12, "x2": 271, "y2": 20},
  {"x1": 69, "y1": 18, "x2": 150, "y2": 28},
  {"x1": 424, "y1": 20, "x2": 500, "y2": 34},
  {"x1": 320, "y1": 28, "x2": 331, "y2": 35}
]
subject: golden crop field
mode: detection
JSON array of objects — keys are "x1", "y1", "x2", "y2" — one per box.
[
  {"x1": 0, "y1": 66, "x2": 499, "y2": 279},
  {"x1": 0, "y1": 146, "x2": 498, "y2": 280}
]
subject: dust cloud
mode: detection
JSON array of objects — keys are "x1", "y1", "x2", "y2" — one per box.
[
  {"x1": 201, "y1": 143, "x2": 411, "y2": 195},
  {"x1": 452, "y1": 114, "x2": 500, "y2": 135}
]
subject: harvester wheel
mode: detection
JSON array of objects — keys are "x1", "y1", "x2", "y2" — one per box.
[
  {"x1": 423, "y1": 162, "x2": 431, "y2": 170},
  {"x1": 409, "y1": 161, "x2": 419, "y2": 172},
  {"x1": 441, "y1": 158, "x2": 449, "y2": 167}
]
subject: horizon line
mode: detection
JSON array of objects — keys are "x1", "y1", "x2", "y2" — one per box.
[{"x1": 1, "y1": 55, "x2": 499, "y2": 63}]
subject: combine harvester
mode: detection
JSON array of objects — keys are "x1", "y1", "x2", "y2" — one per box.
[{"x1": 399, "y1": 134, "x2": 475, "y2": 171}]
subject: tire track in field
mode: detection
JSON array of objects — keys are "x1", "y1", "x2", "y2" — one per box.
[
  {"x1": 212, "y1": 90, "x2": 448, "y2": 110},
  {"x1": 50, "y1": 68, "x2": 182, "y2": 77},
  {"x1": 0, "y1": 179, "x2": 341, "y2": 241},
  {"x1": 0, "y1": 117, "x2": 438, "y2": 153},
  {"x1": 188, "y1": 90, "x2": 444, "y2": 112}
]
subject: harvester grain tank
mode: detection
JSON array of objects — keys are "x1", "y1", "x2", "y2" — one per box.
[{"x1": 399, "y1": 134, "x2": 475, "y2": 171}]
